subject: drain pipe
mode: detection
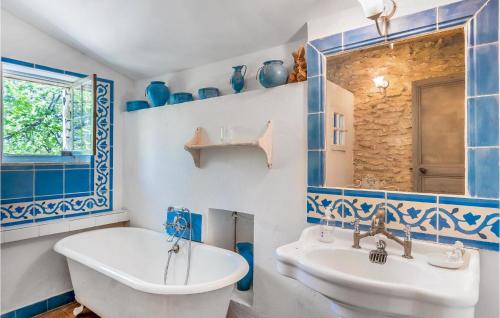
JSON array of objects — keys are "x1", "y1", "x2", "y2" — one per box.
[{"x1": 232, "y1": 212, "x2": 238, "y2": 251}]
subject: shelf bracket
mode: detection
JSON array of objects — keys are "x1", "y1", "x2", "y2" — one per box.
[
  {"x1": 184, "y1": 127, "x2": 203, "y2": 168},
  {"x1": 257, "y1": 120, "x2": 273, "y2": 168}
]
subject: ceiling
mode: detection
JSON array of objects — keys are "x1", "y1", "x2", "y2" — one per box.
[{"x1": 1, "y1": 0, "x2": 358, "y2": 79}]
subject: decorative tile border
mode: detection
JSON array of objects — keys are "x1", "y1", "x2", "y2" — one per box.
[
  {"x1": 1, "y1": 290, "x2": 75, "y2": 318},
  {"x1": 1, "y1": 58, "x2": 114, "y2": 227},
  {"x1": 386, "y1": 192, "x2": 438, "y2": 241},
  {"x1": 305, "y1": 0, "x2": 499, "y2": 251},
  {"x1": 308, "y1": 187, "x2": 499, "y2": 251}
]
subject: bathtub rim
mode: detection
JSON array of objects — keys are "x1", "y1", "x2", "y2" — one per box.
[{"x1": 54, "y1": 227, "x2": 249, "y2": 295}]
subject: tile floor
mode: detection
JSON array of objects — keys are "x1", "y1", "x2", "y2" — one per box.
[{"x1": 35, "y1": 302, "x2": 99, "y2": 318}]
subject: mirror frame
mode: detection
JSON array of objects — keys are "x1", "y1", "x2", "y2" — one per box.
[{"x1": 305, "y1": 0, "x2": 499, "y2": 251}]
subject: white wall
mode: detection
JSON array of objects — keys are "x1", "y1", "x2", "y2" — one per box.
[
  {"x1": 123, "y1": 83, "x2": 345, "y2": 318},
  {"x1": 0, "y1": 9, "x2": 133, "y2": 313},
  {"x1": 132, "y1": 40, "x2": 304, "y2": 100}
]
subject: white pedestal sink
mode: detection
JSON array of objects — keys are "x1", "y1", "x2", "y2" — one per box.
[{"x1": 276, "y1": 226, "x2": 480, "y2": 318}]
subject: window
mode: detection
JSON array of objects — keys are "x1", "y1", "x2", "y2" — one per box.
[
  {"x1": 331, "y1": 112, "x2": 347, "y2": 151},
  {"x1": 1, "y1": 62, "x2": 96, "y2": 163}
]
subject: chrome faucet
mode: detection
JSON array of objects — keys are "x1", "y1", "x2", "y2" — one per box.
[
  {"x1": 163, "y1": 207, "x2": 190, "y2": 243},
  {"x1": 352, "y1": 209, "x2": 413, "y2": 259},
  {"x1": 163, "y1": 206, "x2": 194, "y2": 285}
]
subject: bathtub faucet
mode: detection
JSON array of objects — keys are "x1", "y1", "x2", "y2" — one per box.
[
  {"x1": 164, "y1": 206, "x2": 193, "y2": 285},
  {"x1": 164, "y1": 207, "x2": 191, "y2": 242}
]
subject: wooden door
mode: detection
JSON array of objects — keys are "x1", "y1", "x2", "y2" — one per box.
[{"x1": 412, "y1": 75, "x2": 465, "y2": 194}]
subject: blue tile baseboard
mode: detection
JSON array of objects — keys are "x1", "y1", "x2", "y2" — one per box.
[
  {"x1": 1, "y1": 57, "x2": 114, "y2": 228},
  {"x1": 307, "y1": 187, "x2": 500, "y2": 251},
  {"x1": 1, "y1": 290, "x2": 75, "y2": 318}
]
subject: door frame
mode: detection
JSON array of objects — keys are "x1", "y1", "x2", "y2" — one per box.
[{"x1": 412, "y1": 74, "x2": 465, "y2": 193}]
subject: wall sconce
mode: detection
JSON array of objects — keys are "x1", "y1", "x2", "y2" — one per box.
[
  {"x1": 373, "y1": 76, "x2": 389, "y2": 91},
  {"x1": 357, "y1": 0, "x2": 397, "y2": 36}
]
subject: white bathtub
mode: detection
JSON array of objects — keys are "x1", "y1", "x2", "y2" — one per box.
[{"x1": 54, "y1": 227, "x2": 249, "y2": 318}]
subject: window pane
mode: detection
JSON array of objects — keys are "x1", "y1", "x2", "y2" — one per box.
[
  {"x1": 69, "y1": 76, "x2": 94, "y2": 155},
  {"x1": 2, "y1": 78, "x2": 63, "y2": 155},
  {"x1": 339, "y1": 131, "x2": 345, "y2": 145}
]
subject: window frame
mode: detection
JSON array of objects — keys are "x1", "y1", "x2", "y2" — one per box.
[
  {"x1": 1, "y1": 62, "x2": 96, "y2": 164},
  {"x1": 330, "y1": 111, "x2": 348, "y2": 152}
]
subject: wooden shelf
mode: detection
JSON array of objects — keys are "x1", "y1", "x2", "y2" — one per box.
[{"x1": 184, "y1": 120, "x2": 272, "y2": 168}]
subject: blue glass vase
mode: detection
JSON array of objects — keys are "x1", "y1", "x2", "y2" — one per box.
[
  {"x1": 146, "y1": 81, "x2": 170, "y2": 107},
  {"x1": 257, "y1": 60, "x2": 288, "y2": 88},
  {"x1": 236, "y1": 242, "x2": 253, "y2": 291},
  {"x1": 230, "y1": 65, "x2": 247, "y2": 93}
]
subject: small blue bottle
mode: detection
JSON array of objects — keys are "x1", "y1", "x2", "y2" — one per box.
[{"x1": 230, "y1": 65, "x2": 247, "y2": 93}]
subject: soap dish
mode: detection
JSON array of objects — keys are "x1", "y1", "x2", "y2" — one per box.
[{"x1": 427, "y1": 253, "x2": 464, "y2": 269}]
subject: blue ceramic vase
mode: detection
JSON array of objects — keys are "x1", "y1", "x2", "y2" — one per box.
[
  {"x1": 230, "y1": 65, "x2": 247, "y2": 93},
  {"x1": 126, "y1": 100, "x2": 149, "y2": 112},
  {"x1": 198, "y1": 87, "x2": 220, "y2": 99},
  {"x1": 170, "y1": 92, "x2": 194, "y2": 105},
  {"x1": 146, "y1": 81, "x2": 170, "y2": 107},
  {"x1": 236, "y1": 242, "x2": 253, "y2": 291},
  {"x1": 257, "y1": 60, "x2": 288, "y2": 88}
]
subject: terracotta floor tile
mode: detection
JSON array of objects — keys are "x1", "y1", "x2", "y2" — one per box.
[{"x1": 36, "y1": 302, "x2": 100, "y2": 318}]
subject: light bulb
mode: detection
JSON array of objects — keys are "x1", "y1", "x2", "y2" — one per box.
[
  {"x1": 373, "y1": 76, "x2": 389, "y2": 89},
  {"x1": 357, "y1": 0, "x2": 384, "y2": 19}
]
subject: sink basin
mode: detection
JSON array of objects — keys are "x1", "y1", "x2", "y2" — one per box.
[{"x1": 276, "y1": 226, "x2": 480, "y2": 318}]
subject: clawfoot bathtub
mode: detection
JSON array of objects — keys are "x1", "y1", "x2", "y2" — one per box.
[{"x1": 54, "y1": 227, "x2": 248, "y2": 318}]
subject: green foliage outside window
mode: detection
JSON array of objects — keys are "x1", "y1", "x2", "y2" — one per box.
[{"x1": 2, "y1": 78, "x2": 64, "y2": 155}]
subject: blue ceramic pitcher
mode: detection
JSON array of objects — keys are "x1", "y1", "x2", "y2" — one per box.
[
  {"x1": 230, "y1": 65, "x2": 247, "y2": 93},
  {"x1": 146, "y1": 81, "x2": 170, "y2": 107}
]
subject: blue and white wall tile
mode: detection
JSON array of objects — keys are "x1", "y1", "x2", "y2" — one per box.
[
  {"x1": 386, "y1": 192, "x2": 438, "y2": 241},
  {"x1": 343, "y1": 189, "x2": 385, "y2": 229},
  {"x1": 438, "y1": 0, "x2": 487, "y2": 29},
  {"x1": 0, "y1": 198, "x2": 34, "y2": 226},
  {"x1": 343, "y1": 24, "x2": 384, "y2": 50},
  {"x1": 307, "y1": 188, "x2": 500, "y2": 251},
  {"x1": 307, "y1": 187, "x2": 344, "y2": 227},
  {"x1": 387, "y1": 8, "x2": 437, "y2": 41},
  {"x1": 438, "y1": 196, "x2": 499, "y2": 249}
]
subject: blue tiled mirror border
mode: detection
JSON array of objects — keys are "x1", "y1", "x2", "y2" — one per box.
[
  {"x1": 306, "y1": 0, "x2": 500, "y2": 251},
  {"x1": 1, "y1": 57, "x2": 114, "y2": 227}
]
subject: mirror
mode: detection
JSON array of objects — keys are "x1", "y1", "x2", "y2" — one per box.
[{"x1": 324, "y1": 29, "x2": 465, "y2": 194}]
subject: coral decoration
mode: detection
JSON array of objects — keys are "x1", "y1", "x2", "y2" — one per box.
[{"x1": 288, "y1": 46, "x2": 307, "y2": 83}]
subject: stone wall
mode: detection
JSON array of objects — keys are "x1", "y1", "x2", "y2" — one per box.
[{"x1": 326, "y1": 30, "x2": 465, "y2": 192}]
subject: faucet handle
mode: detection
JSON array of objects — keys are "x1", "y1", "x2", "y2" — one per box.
[
  {"x1": 404, "y1": 224, "x2": 412, "y2": 241},
  {"x1": 351, "y1": 218, "x2": 360, "y2": 232}
]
